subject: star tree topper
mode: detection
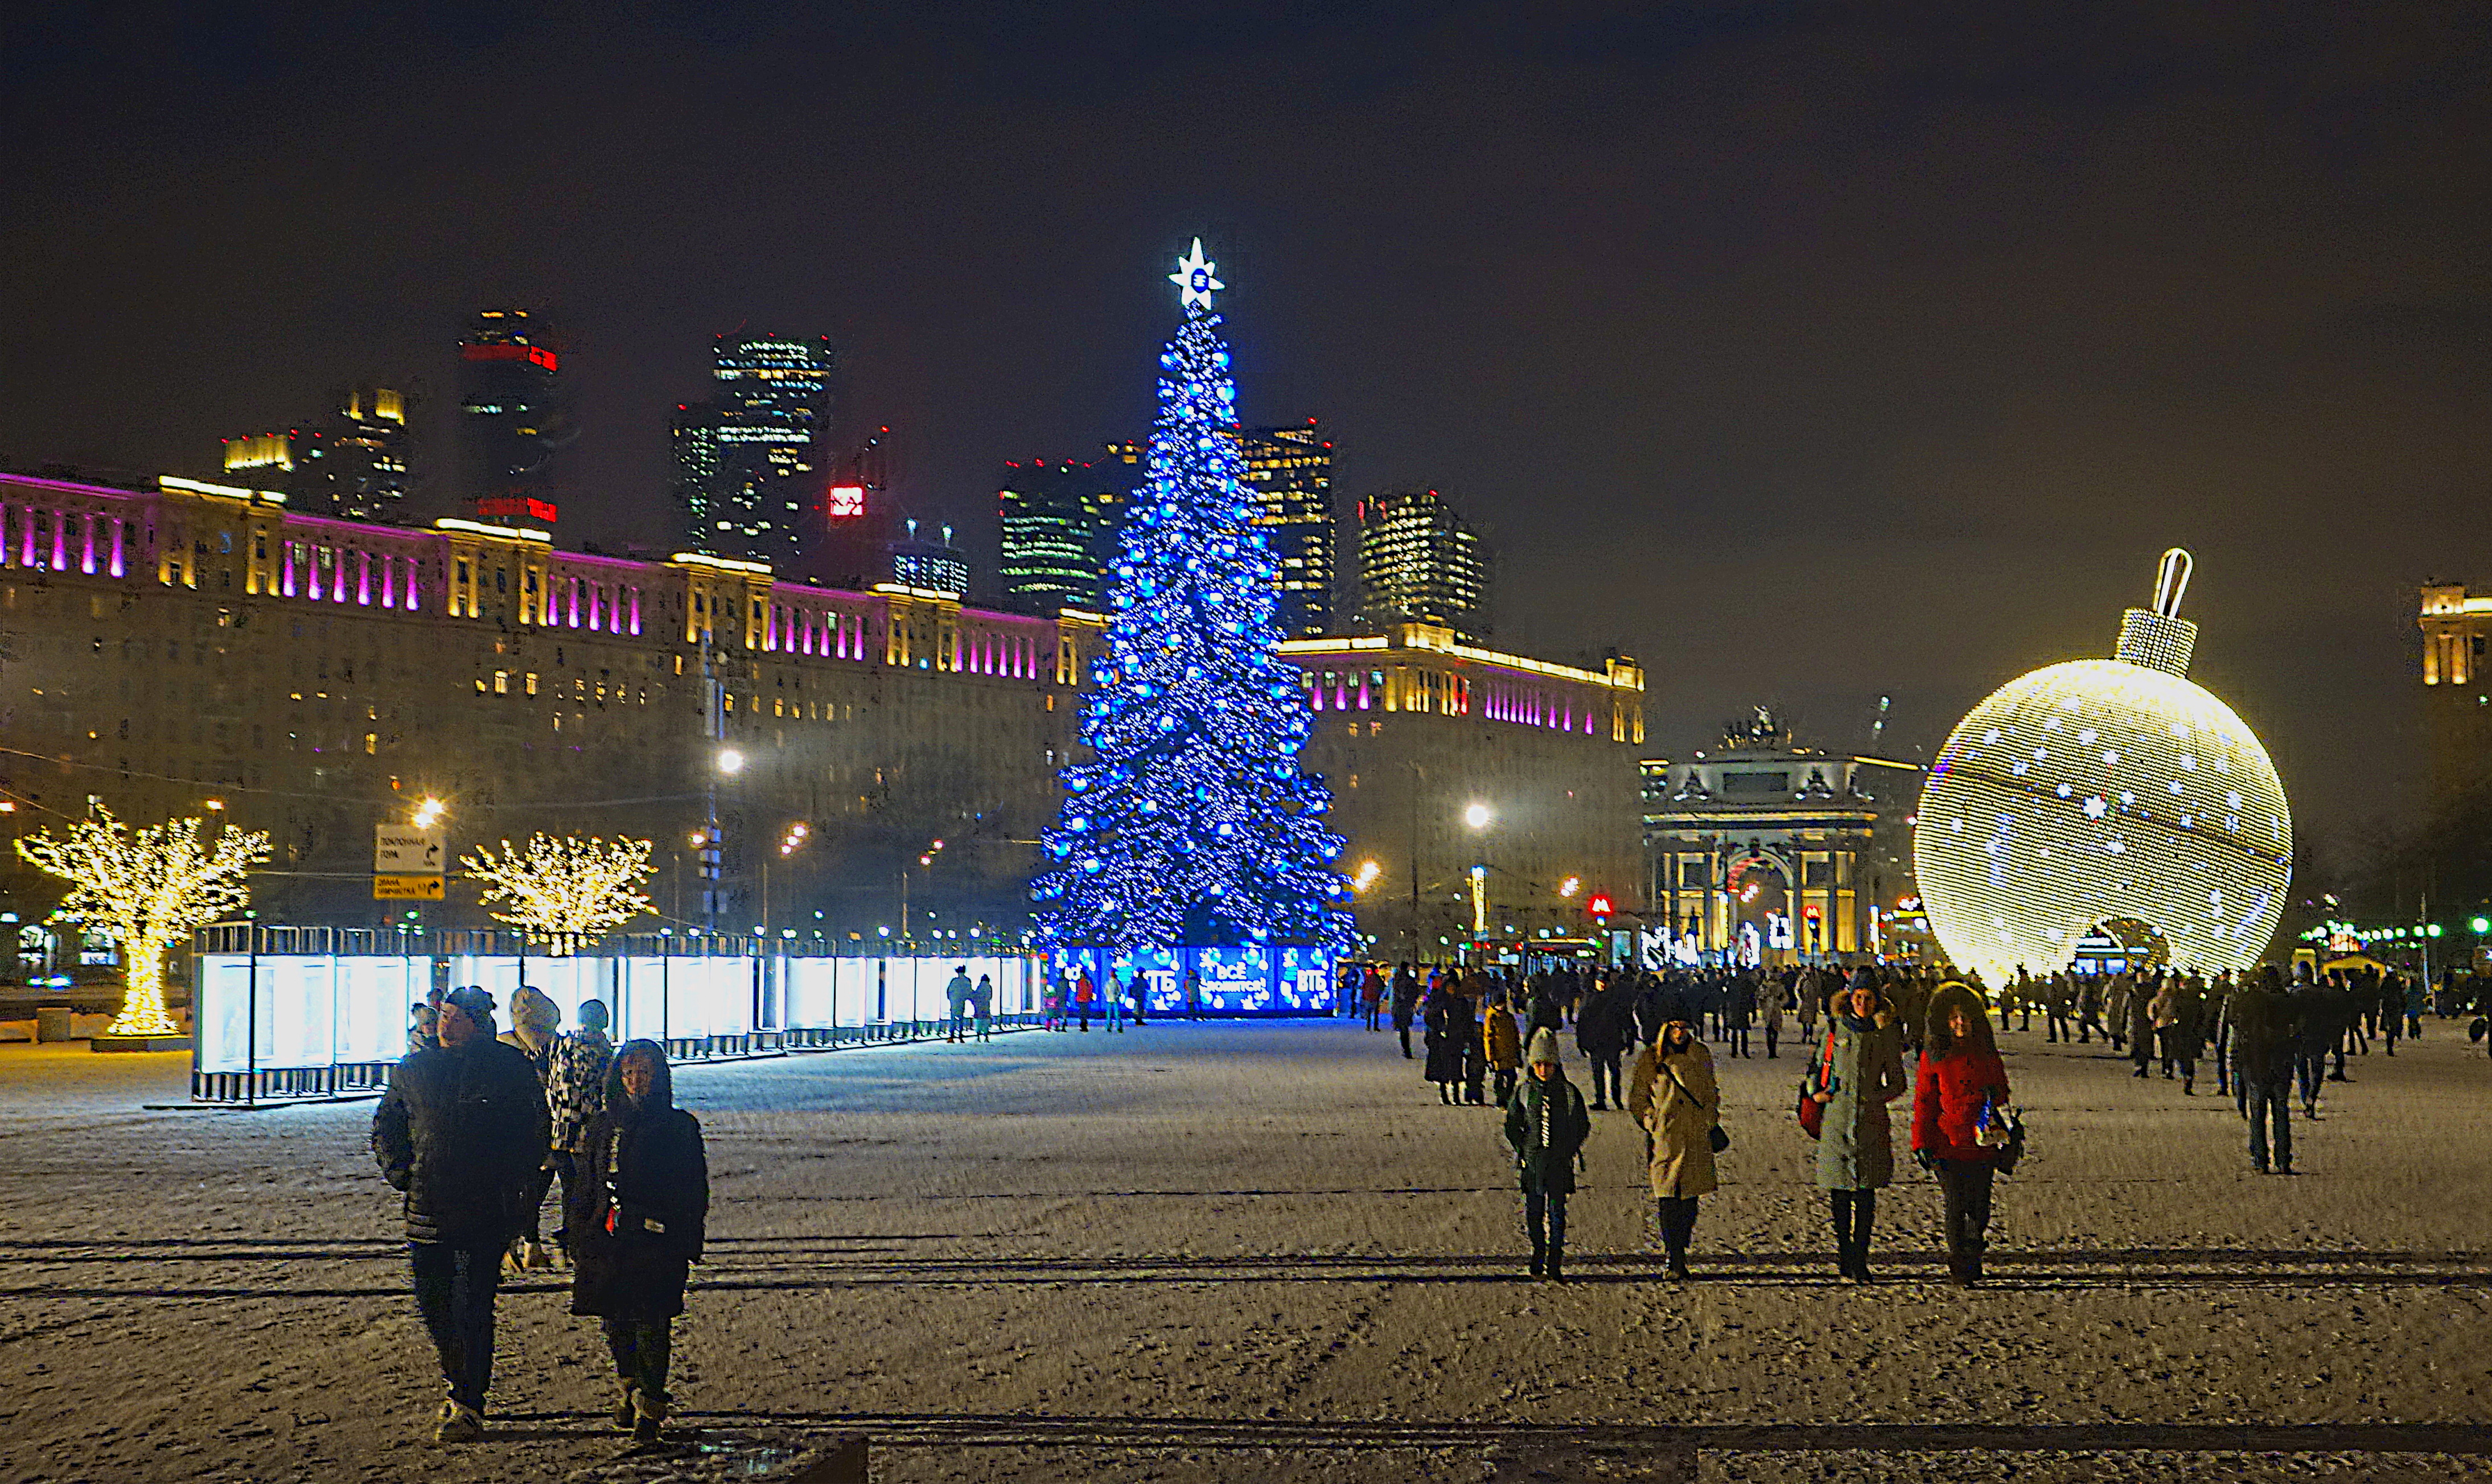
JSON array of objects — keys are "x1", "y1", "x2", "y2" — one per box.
[{"x1": 1170, "y1": 237, "x2": 1224, "y2": 311}]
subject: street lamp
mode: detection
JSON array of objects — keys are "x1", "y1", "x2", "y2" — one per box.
[
  {"x1": 715, "y1": 747, "x2": 746, "y2": 776},
  {"x1": 412, "y1": 796, "x2": 445, "y2": 828},
  {"x1": 1463, "y1": 802, "x2": 1492, "y2": 831}
]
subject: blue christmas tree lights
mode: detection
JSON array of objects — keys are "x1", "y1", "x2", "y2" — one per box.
[{"x1": 1031, "y1": 240, "x2": 1354, "y2": 955}]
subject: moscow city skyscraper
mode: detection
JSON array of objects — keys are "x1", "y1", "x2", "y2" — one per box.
[
  {"x1": 457, "y1": 308, "x2": 569, "y2": 525},
  {"x1": 672, "y1": 333, "x2": 836, "y2": 566},
  {"x1": 996, "y1": 441, "x2": 1144, "y2": 614},
  {"x1": 1239, "y1": 420, "x2": 1335, "y2": 637},
  {"x1": 217, "y1": 385, "x2": 413, "y2": 523},
  {"x1": 1355, "y1": 487, "x2": 1489, "y2": 640}
]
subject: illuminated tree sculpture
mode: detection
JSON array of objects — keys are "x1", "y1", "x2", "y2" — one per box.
[
  {"x1": 1031, "y1": 239, "x2": 1354, "y2": 953},
  {"x1": 14, "y1": 805, "x2": 272, "y2": 1038},
  {"x1": 461, "y1": 833, "x2": 656, "y2": 951}
]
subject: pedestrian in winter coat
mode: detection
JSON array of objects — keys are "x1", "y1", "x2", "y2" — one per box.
[
  {"x1": 1911, "y1": 983, "x2": 2013, "y2": 1285},
  {"x1": 2231, "y1": 966, "x2": 2298, "y2": 1174},
  {"x1": 496, "y1": 984, "x2": 565, "y2": 1273},
  {"x1": 1626, "y1": 1020, "x2": 1718, "y2": 1280},
  {"x1": 369, "y1": 986, "x2": 551, "y2": 1444},
  {"x1": 945, "y1": 967, "x2": 974, "y2": 1042},
  {"x1": 1503, "y1": 1028, "x2": 1591, "y2": 1280},
  {"x1": 1483, "y1": 994, "x2": 1523, "y2": 1105},
  {"x1": 543, "y1": 999, "x2": 616, "y2": 1260},
  {"x1": 568, "y1": 1039, "x2": 709, "y2": 1444},
  {"x1": 1574, "y1": 980, "x2": 1634, "y2": 1110},
  {"x1": 1362, "y1": 967, "x2": 1386, "y2": 1030},
  {"x1": 2126, "y1": 974, "x2": 2157, "y2": 1076},
  {"x1": 1422, "y1": 983, "x2": 1464, "y2": 1101},
  {"x1": 1391, "y1": 965, "x2": 1420, "y2": 1057},
  {"x1": 1811, "y1": 971, "x2": 1907, "y2": 1282},
  {"x1": 974, "y1": 975, "x2": 994, "y2": 1039}
]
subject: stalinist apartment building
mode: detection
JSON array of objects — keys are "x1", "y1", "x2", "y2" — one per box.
[
  {"x1": 0, "y1": 469, "x2": 1650, "y2": 960},
  {"x1": 0, "y1": 470, "x2": 1104, "y2": 938},
  {"x1": 1282, "y1": 623, "x2": 1646, "y2": 957}
]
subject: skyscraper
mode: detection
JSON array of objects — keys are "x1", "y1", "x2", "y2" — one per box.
[
  {"x1": 888, "y1": 519, "x2": 971, "y2": 596},
  {"x1": 458, "y1": 309, "x2": 568, "y2": 525},
  {"x1": 1239, "y1": 420, "x2": 1335, "y2": 637},
  {"x1": 672, "y1": 334, "x2": 836, "y2": 566},
  {"x1": 997, "y1": 442, "x2": 1144, "y2": 614},
  {"x1": 1355, "y1": 488, "x2": 1490, "y2": 640},
  {"x1": 325, "y1": 385, "x2": 412, "y2": 523},
  {"x1": 219, "y1": 385, "x2": 412, "y2": 521}
]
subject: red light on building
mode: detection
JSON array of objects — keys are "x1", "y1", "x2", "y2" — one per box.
[
  {"x1": 826, "y1": 485, "x2": 866, "y2": 519},
  {"x1": 475, "y1": 496, "x2": 557, "y2": 523},
  {"x1": 460, "y1": 343, "x2": 559, "y2": 372}
]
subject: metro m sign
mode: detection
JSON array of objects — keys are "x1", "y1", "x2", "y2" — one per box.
[{"x1": 826, "y1": 485, "x2": 866, "y2": 519}]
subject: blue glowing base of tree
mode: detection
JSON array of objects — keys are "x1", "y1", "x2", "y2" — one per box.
[
  {"x1": 1030, "y1": 291, "x2": 1353, "y2": 965},
  {"x1": 1050, "y1": 944, "x2": 1339, "y2": 1017}
]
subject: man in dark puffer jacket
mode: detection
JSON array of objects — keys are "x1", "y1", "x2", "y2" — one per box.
[{"x1": 371, "y1": 986, "x2": 550, "y2": 1444}]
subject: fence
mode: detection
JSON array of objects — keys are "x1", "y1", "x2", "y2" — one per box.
[{"x1": 187, "y1": 927, "x2": 1043, "y2": 1104}]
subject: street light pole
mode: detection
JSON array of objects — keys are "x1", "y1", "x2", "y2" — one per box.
[{"x1": 1407, "y1": 759, "x2": 1421, "y2": 962}]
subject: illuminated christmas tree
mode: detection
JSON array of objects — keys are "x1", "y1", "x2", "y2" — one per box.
[
  {"x1": 1032, "y1": 240, "x2": 1353, "y2": 954},
  {"x1": 15, "y1": 805, "x2": 270, "y2": 1038},
  {"x1": 460, "y1": 833, "x2": 656, "y2": 951}
]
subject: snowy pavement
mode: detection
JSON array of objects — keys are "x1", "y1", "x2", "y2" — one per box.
[{"x1": 1, "y1": 1020, "x2": 2489, "y2": 1482}]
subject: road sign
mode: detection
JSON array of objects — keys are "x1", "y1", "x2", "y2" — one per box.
[
  {"x1": 373, "y1": 874, "x2": 446, "y2": 901},
  {"x1": 375, "y1": 825, "x2": 447, "y2": 875}
]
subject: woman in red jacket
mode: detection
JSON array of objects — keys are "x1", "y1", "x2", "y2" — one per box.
[{"x1": 1913, "y1": 981, "x2": 2012, "y2": 1285}]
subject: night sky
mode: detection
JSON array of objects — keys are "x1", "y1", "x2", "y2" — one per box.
[{"x1": 5, "y1": 3, "x2": 2488, "y2": 848}]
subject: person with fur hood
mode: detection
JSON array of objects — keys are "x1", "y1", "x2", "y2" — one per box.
[
  {"x1": 497, "y1": 984, "x2": 564, "y2": 1273},
  {"x1": 568, "y1": 1039, "x2": 710, "y2": 1444},
  {"x1": 1809, "y1": 968, "x2": 1907, "y2": 1282},
  {"x1": 1626, "y1": 1017, "x2": 1719, "y2": 1281},
  {"x1": 1911, "y1": 982, "x2": 2014, "y2": 1285}
]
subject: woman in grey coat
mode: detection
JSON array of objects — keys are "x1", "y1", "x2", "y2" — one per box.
[{"x1": 1810, "y1": 969, "x2": 1907, "y2": 1281}]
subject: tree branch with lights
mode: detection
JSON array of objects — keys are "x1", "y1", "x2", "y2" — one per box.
[
  {"x1": 14, "y1": 805, "x2": 272, "y2": 1038},
  {"x1": 461, "y1": 833, "x2": 656, "y2": 951}
]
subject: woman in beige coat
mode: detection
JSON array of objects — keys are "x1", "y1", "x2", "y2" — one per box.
[{"x1": 1627, "y1": 1018, "x2": 1720, "y2": 1281}]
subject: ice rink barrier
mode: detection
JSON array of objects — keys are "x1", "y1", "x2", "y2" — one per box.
[{"x1": 184, "y1": 926, "x2": 1043, "y2": 1104}]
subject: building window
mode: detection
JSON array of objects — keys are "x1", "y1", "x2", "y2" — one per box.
[
  {"x1": 524, "y1": 672, "x2": 538, "y2": 696},
  {"x1": 493, "y1": 671, "x2": 508, "y2": 695},
  {"x1": 364, "y1": 733, "x2": 378, "y2": 754}
]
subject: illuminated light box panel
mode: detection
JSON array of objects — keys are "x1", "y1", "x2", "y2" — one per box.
[{"x1": 1047, "y1": 946, "x2": 1337, "y2": 1016}]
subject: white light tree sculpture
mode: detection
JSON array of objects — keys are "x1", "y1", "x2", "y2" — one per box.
[
  {"x1": 15, "y1": 805, "x2": 272, "y2": 1038},
  {"x1": 461, "y1": 833, "x2": 656, "y2": 951}
]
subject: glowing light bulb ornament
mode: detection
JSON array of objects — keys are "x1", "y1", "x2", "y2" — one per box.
[
  {"x1": 1913, "y1": 549, "x2": 2292, "y2": 986},
  {"x1": 1032, "y1": 237, "x2": 1353, "y2": 963}
]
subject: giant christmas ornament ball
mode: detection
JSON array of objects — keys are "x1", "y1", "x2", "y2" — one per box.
[{"x1": 1913, "y1": 550, "x2": 2291, "y2": 986}]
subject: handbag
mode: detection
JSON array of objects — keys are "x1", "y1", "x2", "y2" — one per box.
[
  {"x1": 1978, "y1": 1094, "x2": 2028, "y2": 1175},
  {"x1": 1795, "y1": 1029, "x2": 1837, "y2": 1139},
  {"x1": 1658, "y1": 1059, "x2": 1731, "y2": 1153}
]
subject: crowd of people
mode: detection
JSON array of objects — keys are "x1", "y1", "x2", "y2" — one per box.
[
  {"x1": 377, "y1": 983, "x2": 709, "y2": 1446},
  {"x1": 364, "y1": 951, "x2": 2477, "y2": 1445},
  {"x1": 1362, "y1": 950, "x2": 2488, "y2": 1285},
  {"x1": 1360, "y1": 960, "x2": 2018, "y2": 1286},
  {"x1": 1995, "y1": 956, "x2": 2491, "y2": 1174}
]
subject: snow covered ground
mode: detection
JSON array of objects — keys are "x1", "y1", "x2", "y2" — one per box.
[{"x1": 1, "y1": 1018, "x2": 2488, "y2": 1482}]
